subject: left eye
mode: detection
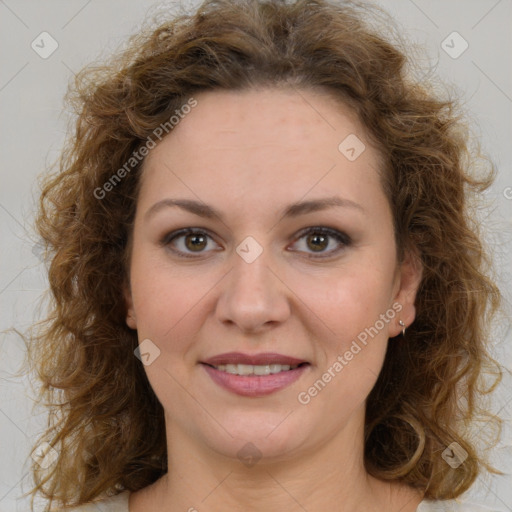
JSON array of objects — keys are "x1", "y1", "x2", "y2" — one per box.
[
  {"x1": 161, "y1": 227, "x2": 351, "y2": 258},
  {"x1": 289, "y1": 226, "x2": 351, "y2": 258}
]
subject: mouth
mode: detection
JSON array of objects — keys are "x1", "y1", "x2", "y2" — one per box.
[{"x1": 200, "y1": 352, "x2": 310, "y2": 397}]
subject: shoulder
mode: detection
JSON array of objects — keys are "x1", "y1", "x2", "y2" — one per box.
[
  {"x1": 51, "y1": 491, "x2": 130, "y2": 512},
  {"x1": 417, "y1": 498, "x2": 508, "y2": 512}
]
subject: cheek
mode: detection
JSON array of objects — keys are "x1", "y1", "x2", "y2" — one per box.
[
  {"x1": 306, "y1": 280, "x2": 391, "y2": 413},
  {"x1": 132, "y1": 285, "x2": 199, "y2": 350},
  {"x1": 129, "y1": 264, "x2": 204, "y2": 404},
  {"x1": 296, "y1": 269, "x2": 394, "y2": 339},
  {"x1": 129, "y1": 250, "x2": 200, "y2": 348},
  {"x1": 292, "y1": 269, "x2": 393, "y2": 401}
]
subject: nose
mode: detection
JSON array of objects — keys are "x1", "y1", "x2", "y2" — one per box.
[{"x1": 215, "y1": 244, "x2": 291, "y2": 334}]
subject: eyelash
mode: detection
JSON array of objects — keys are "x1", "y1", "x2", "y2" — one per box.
[{"x1": 160, "y1": 226, "x2": 352, "y2": 259}]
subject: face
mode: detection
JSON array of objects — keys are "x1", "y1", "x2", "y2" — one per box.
[{"x1": 124, "y1": 87, "x2": 422, "y2": 463}]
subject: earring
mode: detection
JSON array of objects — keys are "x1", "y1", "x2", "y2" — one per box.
[{"x1": 399, "y1": 320, "x2": 406, "y2": 336}]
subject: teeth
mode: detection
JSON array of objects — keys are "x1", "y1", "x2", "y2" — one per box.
[{"x1": 214, "y1": 363, "x2": 298, "y2": 375}]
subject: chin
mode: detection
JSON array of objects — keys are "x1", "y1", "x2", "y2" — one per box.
[{"x1": 198, "y1": 413, "x2": 314, "y2": 465}]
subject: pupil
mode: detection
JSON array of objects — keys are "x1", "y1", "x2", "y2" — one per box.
[
  {"x1": 309, "y1": 234, "x2": 327, "y2": 252},
  {"x1": 187, "y1": 234, "x2": 206, "y2": 251}
]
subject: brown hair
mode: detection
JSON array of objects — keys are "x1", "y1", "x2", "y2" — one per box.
[{"x1": 27, "y1": 0, "x2": 504, "y2": 509}]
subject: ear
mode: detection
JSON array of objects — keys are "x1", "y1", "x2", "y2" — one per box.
[
  {"x1": 389, "y1": 247, "x2": 423, "y2": 337},
  {"x1": 123, "y1": 281, "x2": 137, "y2": 330}
]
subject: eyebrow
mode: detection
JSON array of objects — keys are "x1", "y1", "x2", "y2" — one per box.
[{"x1": 144, "y1": 196, "x2": 365, "y2": 223}]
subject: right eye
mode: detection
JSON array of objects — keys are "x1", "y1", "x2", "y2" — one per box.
[{"x1": 160, "y1": 228, "x2": 221, "y2": 258}]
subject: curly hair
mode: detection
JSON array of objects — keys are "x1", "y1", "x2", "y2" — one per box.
[{"x1": 26, "y1": 0, "x2": 504, "y2": 509}]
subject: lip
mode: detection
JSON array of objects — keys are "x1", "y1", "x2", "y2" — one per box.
[
  {"x1": 202, "y1": 352, "x2": 308, "y2": 366},
  {"x1": 201, "y1": 363, "x2": 309, "y2": 397}
]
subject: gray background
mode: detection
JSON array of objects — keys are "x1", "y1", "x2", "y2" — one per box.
[{"x1": 0, "y1": 0, "x2": 511, "y2": 511}]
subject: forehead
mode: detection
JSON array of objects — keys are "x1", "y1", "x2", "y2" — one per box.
[
  {"x1": 138, "y1": 87, "x2": 386, "y2": 220},
  {"x1": 165, "y1": 87, "x2": 367, "y2": 151}
]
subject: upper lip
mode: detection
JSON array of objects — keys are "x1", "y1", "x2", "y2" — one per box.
[{"x1": 202, "y1": 352, "x2": 308, "y2": 366}]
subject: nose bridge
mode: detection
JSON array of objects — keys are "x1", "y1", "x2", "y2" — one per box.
[
  {"x1": 215, "y1": 235, "x2": 290, "y2": 331},
  {"x1": 233, "y1": 239, "x2": 272, "y2": 293}
]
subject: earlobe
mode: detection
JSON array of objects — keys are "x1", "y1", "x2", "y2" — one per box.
[
  {"x1": 391, "y1": 248, "x2": 423, "y2": 337},
  {"x1": 123, "y1": 282, "x2": 137, "y2": 330},
  {"x1": 126, "y1": 310, "x2": 137, "y2": 330}
]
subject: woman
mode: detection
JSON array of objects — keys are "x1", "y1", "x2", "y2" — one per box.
[{"x1": 27, "y1": 0, "x2": 505, "y2": 510}]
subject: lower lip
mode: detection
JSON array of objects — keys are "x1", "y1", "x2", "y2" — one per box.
[{"x1": 201, "y1": 364, "x2": 309, "y2": 397}]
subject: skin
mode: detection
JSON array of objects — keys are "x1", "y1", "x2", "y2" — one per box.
[{"x1": 124, "y1": 87, "x2": 424, "y2": 512}]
